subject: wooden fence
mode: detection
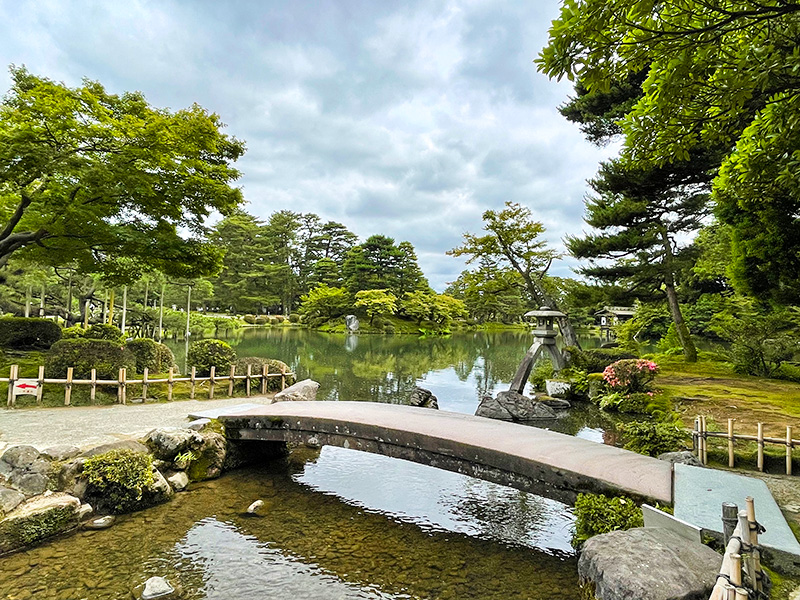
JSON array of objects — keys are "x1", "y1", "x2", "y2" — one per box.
[
  {"x1": 709, "y1": 497, "x2": 765, "y2": 600},
  {"x1": 4, "y1": 363, "x2": 294, "y2": 407},
  {"x1": 693, "y1": 415, "x2": 797, "y2": 475}
]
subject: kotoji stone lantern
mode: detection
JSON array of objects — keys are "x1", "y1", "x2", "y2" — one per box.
[{"x1": 508, "y1": 306, "x2": 566, "y2": 394}]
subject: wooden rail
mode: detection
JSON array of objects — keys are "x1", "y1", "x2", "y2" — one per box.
[
  {"x1": 4, "y1": 363, "x2": 293, "y2": 407},
  {"x1": 693, "y1": 416, "x2": 797, "y2": 475},
  {"x1": 709, "y1": 497, "x2": 765, "y2": 600}
]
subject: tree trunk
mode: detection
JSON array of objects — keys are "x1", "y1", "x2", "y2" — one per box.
[{"x1": 660, "y1": 227, "x2": 697, "y2": 362}]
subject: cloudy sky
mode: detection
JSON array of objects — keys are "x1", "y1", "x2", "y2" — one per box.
[{"x1": 0, "y1": 0, "x2": 615, "y2": 290}]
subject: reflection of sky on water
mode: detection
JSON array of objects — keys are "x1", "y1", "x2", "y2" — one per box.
[{"x1": 295, "y1": 446, "x2": 576, "y2": 556}]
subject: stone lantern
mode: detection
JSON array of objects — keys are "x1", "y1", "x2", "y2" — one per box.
[{"x1": 509, "y1": 306, "x2": 566, "y2": 393}]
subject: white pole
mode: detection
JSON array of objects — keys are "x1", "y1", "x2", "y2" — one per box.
[
  {"x1": 121, "y1": 285, "x2": 128, "y2": 334},
  {"x1": 185, "y1": 285, "x2": 192, "y2": 340},
  {"x1": 158, "y1": 283, "x2": 165, "y2": 342}
]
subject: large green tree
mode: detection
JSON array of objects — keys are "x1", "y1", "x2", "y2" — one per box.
[
  {"x1": 0, "y1": 67, "x2": 245, "y2": 280},
  {"x1": 538, "y1": 0, "x2": 800, "y2": 300}
]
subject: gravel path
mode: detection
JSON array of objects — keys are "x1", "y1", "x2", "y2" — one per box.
[{"x1": 0, "y1": 396, "x2": 274, "y2": 452}]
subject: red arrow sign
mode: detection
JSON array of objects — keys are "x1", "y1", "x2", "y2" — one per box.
[{"x1": 16, "y1": 383, "x2": 37, "y2": 390}]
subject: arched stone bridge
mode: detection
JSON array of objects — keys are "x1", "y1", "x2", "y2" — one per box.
[{"x1": 219, "y1": 401, "x2": 673, "y2": 505}]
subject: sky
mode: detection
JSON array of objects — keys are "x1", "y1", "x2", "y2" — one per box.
[{"x1": 0, "y1": 0, "x2": 615, "y2": 291}]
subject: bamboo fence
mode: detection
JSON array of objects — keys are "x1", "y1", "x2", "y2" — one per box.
[
  {"x1": 709, "y1": 497, "x2": 765, "y2": 600},
  {"x1": 4, "y1": 363, "x2": 294, "y2": 407},
  {"x1": 693, "y1": 416, "x2": 797, "y2": 475}
]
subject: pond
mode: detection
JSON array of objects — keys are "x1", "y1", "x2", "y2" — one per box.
[{"x1": 1, "y1": 329, "x2": 623, "y2": 599}]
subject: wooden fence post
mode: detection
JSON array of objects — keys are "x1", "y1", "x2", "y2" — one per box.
[
  {"x1": 142, "y1": 367, "x2": 149, "y2": 402},
  {"x1": 65, "y1": 367, "x2": 73, "y2": 406},
  {"x1": 36, "y1": 365, "x2": 44, "y2": 405},
  {"x1": 209, "y1": 366, "x2": 215, "y2": 399},
  {"x1": 738, "y1": 510, "x2": 754, "y2": 584},
  {"x1": 228, "y1": 365, "x2": 235, "y2": 397},
  {"x1": 167, "y1": 367, "x2": 174, "y2": 402},
  {"x1": 190, "y1": 366, "x2": 196, "y2": 399},
  {"x1": 118, "y1": 368, "x2": 127, "y2": 404},
  {"x1": 787, "y1": 426, "x2": 793, "y2": 476},
  {"x1": 757, "y1": 423, "x2": 764, "y2": 471},
  {"x1": 746, "y1": 497, "x2": 763, "y2": 593},
  {"x1": 280, "y1": 364, "x2": 287, "y2": 390},
  {"x1": 700, "y1": 415, "x2": 708, "y2": 465},
  {"x1": 90, "y1": 368, "x2": 97, "y2": 404},
  {"x1": 728, "y1": 418, "x2": 735, "y2": 468},
  {"x1": 246, "y1": 364, "x2": 251, "y2": 397},
  {"x1": 7, "y1": 364, "x2": 17, "y2": 407},
  {"x1": 261, "y1": 364, "x2": 268, "y2": 395}
]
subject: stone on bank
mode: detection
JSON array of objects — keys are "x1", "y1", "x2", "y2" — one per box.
[{"x1": 0, "y1": 492, "x2": 81, "y2": 554}]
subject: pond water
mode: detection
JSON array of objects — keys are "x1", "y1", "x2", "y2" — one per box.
[{"x1": 1, "y1": 329, "x2": 622, "y2": 599}]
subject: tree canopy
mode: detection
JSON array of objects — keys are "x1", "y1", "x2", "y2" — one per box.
[
  {"x1": 0, "y1": 66, "x2": 245, "y2": 282},
  {"x1": 538, "y1": 0, "x2": 800, "y2": 299}
]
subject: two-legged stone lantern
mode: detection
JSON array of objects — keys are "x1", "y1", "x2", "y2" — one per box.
[{"x1": 508, "y1": 306, "x2": 566, "y2": 394}]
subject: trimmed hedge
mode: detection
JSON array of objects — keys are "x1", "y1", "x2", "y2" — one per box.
[
  {"x1": 234, "y1": 357, "x2": 296, "y2": 391},
  {"x1": 187, "y1": 339, "x2": 236, "y2": 376},
  {"x1": 254, "y1": 316, "x2": 268, "y2": 325},
  {"x1": 85, "y1": 324, "x2": 124, "y2": 341},
  {"x1": 156, "y1": 343, "x2": 178, "y2": 373},
  {"x1": 47, "y1": 339, "x2": 136, "y2": 379},
  {"x1": 567, "y1": 346, "x2": 638, "y2": 373},
  {"x1": 126, "y1": 338, "x2": 159, "y2": 373},
  {"x1": 0, "y1": 317, "x2": 62, "y2": 350}
]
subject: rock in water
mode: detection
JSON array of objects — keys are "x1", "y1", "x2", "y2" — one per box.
[
  {"x1": 579, "y1": 528, "x2": 721, "y2": 600},
  {"x1": 141, "y1": 576, "x2": 175, "y2": 600},
  {"x1": 0, "y1": 487, "x2": 25, "y2": 514},
  {"x1": 246, "y1": 500, "x2": 265, "y2": 515},
  {"x1": 166, "y1": 471, "x2": 189, "y2": 492},
  {"x1": 84, "y1": 515, "x2": 115, "y2": 530},
  {"x1": 186, "y1": 432, "x2": 227, "y2": 482},
  {"x1": 475, "y1": 391, "x2": 558, "y2": 421},
  {"x1": 143, "y1": 428, "x2": 204, "y2": 461},
  {"x1": 408, "y1": 387, "x2": 439, "y2": 409},
  {"x1": 0, "y1": 493, "x2": 81, "y2": 553},
  {"x1": 273, "y1": 379, "x2": 320, "y2": 402}
]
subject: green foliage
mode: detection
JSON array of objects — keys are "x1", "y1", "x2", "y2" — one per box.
[
  {"x1": 354, "y1": 289, "x2": 398, "y2": 324},
  {"x1": 155, "y1": 343, "x2": 177, "y2": 373},
  {"x1": 254, "y1": 316, "x2": 268, "y2": 325},
  {"x1": 570, "y1": 369, "x2": 590, "y2": 397},
  {"x1": 289, "y1": 313, "x2": 300, "y2": 323},
  {"x1": 657, "y1": 324, "x2": 684, "y2": 355},
  {"x1": 622, "y1": 422, "x2": 688, "y2": 457},
  {"x1": 0, "y1": 317, "x2": 62, "y2": 349},
  {"x1": 529, "y1": 359, "x2": 555, "y2": 392},
  {"x1": 570, "y1": 347, "x2": 638, "y2": 373},
  {"x1": 82, "y1": 449, "x2": 155, "y2": 514},
  {"x1": 268, "y1": 316, "x2": 279, "y2": 325},
  {"x1": 0, "y1": 67, "x2": 244, "y2": 280},
  {"x1": 84, "y1": 324, "x2": 124, "y2": 342},
  {"x1": 187, "y1": 339, "x2": 236, "y2": 376},
  {"x1": 243, "y1": 314, "x2": 256, "y2": 324},
  {"x1": 598, "y1": 391, "x2": 651, "y2": 414},
  {"x1": 61, "y1": 326, "x2": 85, "y2": 339},
  {"x1": 602, "y1": 359, "x2": 659, "y2": 393},
  {"x1": 125, "y1": 338, "x2": 159, "y2": 373},
  {"x1": 299, "y1": 285, "x2": 350, "y2": 325},
  {"x1": 46, "y1": 339, "x2": 135, "y2": 379},
  {"x1": 572, "y1": 493, "x2": 643, "y2": 548},
  {"x1": 233, "y1": 356, "x2": 295, "y2": 391}
]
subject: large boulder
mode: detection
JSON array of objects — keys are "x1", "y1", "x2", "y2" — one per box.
[
  {"x1": 1, "y1": 445, "x2": 40, "y2": 470},
  {"x1": 408, "y1": 387, "x2": 439, "y2": 409},
  {"x1": 475, "y1": 391, "x2": 558, "y2": 421},
  {"x1": 579, "y1": 527, "x2": 721, "y2": 600},
  {"x1": 143, "y1": 428, "x2": 204, "y2": 462},
  {"x1": 0, "y1": 445, "x2": 54, "y2": 498},
  {"x1": 0, "y1": 492, "x2": 81, "y2": 554},
  {"x1": 273, "y1": 379, "x2": 320, "y2": 402},
  {"x1": 186, "y1": 433, "x2": 227, "y2": 482}
]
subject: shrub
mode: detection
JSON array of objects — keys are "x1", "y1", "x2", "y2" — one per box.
[
  {"x1": 254, "y1": 316, "x2": 268, "y2": 325},
  {"x1": 233, "y1": 357, "x2": 296, "y2": 391},
  {"x1": 275, "y1": 315, "x2": 285, "y2": 323},
  {"x1": 268, "y1": 316, "x2": 279, "y2": 325},
  {"x1": 82, "y1": 449, "x2": 155, "y2": 514},
  {"x1": 622, "y1": 421, "x2": 688, "y2": 457},
  {"x1": 84, "y1": 323, "x2": 124, "y2": 341},
  {"x1": 602, "y1": 359, "x2": 659, "y2": 394},
  {"x1": 289, "y1": 313, "x2": 300, "y2": 323},
  {"x1": 598, "y1": 391, "x2": 652, "y2": 413},
  {"x1": 243, "y1": 314, "x2": 256, "y2": 325},
  {"x1": 0, "y1": 317, "x2": 62, "y2": 349},
  {"x1": 47, "y1": 339, "x2": 136, "y2": 379},
  {"x1": 125, "y1": 338, "x2": 159, "y2": 373},
  {"x1": 156, "y1": 343, "x2": 178, "y2": 373},
  {"x1": 570, "y1": 348, "x2": 638, "y2": 373},
  {"x1": 529, "y1": 359, "x2": 555, "y2": 391},
  {"x1": 61, "y1": 326, "x2": 85, "y2": 339},
  {"x1": 187, "y1": 339, "x2": 236, "y2": 376},
  {"x1": 572, "y1": 493, "x2": 643, "y2": 547}
]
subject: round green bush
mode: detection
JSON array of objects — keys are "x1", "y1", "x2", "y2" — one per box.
[
  {"x1": 0, "y1": 317, "x2": 62, "y2": 349},
  {"x1": 268, "y1": 316, "x2": 279, "y2": 325},
  {"x1": 156, "y1": 343, "x2": 178, "y2": 373},
  {"x1": 254, "y1": 316, "x2": 268, "y2": 325},
  {"x1": 187, "y1": 339, "x2": 236, "y2": 376},
  {"x1": 243, "y1": 314, "x2": 256, "y2": 325},
  {"x1": 46, "y1": 339, "x2": 136, "y2": 379},
  {"x1": 275, "y1": 315, "x2": 285, "y2": 323},
  {"x1": 82, "y1": 449, "x2": 155, "y2": 514},
  {"x1": 568, "y1": 347, "x2": 638, "y2": 373},
  {"x1": 61, "y1": 325, "x2": 85, "y2": 339},
  {"x1": 85, "y1": 323, "x2": 124, "y2": 341},
  {"x1": 125, "y1": 338, "x2": 159, "y2": 373},
  {"x1": 289, "y1": 314, "x2": 300, "y2": 323},
  {"x1": 622, "y1": 422, "x2": 688, "y2": 457},
  {"x1": 233, "y1": 357, "x2": 296, "y2": 391}
]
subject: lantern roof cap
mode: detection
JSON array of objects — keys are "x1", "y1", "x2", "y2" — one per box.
[{"x1": 523, "y1": 306, "x2": 566, "y2": 319}]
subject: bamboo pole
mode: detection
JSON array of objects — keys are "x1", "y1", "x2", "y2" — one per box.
[
  {"x1": 746, "y1": 497, "x2": 762, "y2": 593},
  {"x1": 118, "y1": 367, "x2": 126, "y2": 404},
  {"x1": 142, "y1": 367, "x2": 149, "y2": 402},
  {"x1": 788, "y1": 426, "x2": 793, "y2": 476},
  {"x1": 36, "y1": 365, "x2": 44, "y2": 405},
  {"x1": 757, "y1": 423, "x2": 764, "y2": 471},
  {"x1": 734, "y1": 588, "x2": 748, "y2": 600},
  {"x1": 700, "y1": 415, "x2": 708, "y2": 465},
  {"x1": 246, "y1": 364, "x2": 251, "y2": 397},
  {"x1": 167, "y1": 367, "x2": 174, "y2": 402},
  {"x1": 261, "y1": 364, "x2": 268, "y2": 395},
  {"x1": 7, "y1": 364, "x2": 17, "y2": 407},
  {"x1": 228, "y1": 365, "x2": 235, "y2": 397},
  {"x1": 281, "y1": 364, "x2": 287, "y2": 390},
  {"x1": 728, "y1": 418, "x2": 735, "y2": 468},
  {"x1": 64, "y1": 367, "x2": 73, "y2": 406},
  {"x1": 730, "y1": 554, "x2": 742, "y2": 587},
  {"x1": 209, "y1": 366, "x2": 215, "y2": 399},
  {"x1": 190, "y1": 367, "x2": 196, "y2": 399},
  {"x1": 738, "y1": 510, "x2": 754, "y2": 585},
  {"x1": 90, "y1": 368, "x2": 97, "y2": 404}
]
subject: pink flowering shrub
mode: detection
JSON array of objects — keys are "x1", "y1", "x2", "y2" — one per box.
[{"x1": 602, "y1": 359, "x2": 659, "y2": 394}]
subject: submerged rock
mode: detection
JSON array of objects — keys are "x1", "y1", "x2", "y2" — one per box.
[
  {"x1": 579, "y1": 527, "x2": 720, "y2": 600},
  {"x1": 475, "y1": 391, "x2": 558, "y2": 421},
  {"x1": 0, "y1": 492, "x2": 81, "y2": 554},
  {"x1": 186, "y1": 433, "x2": 226, "y2": 482},
  {"x1": 135, "y1": 576, "x2": 178, "y2": 600},
  {"x1": 408, "y1": 387, "x2": 439, "y2": 409},
  {"x1": 84, "y1": 515, "x2": 115, "y2": 530},
  {"x1": 143, "y1": 428, "x2": 203, "y2": 462},
  {"x1": 166, "y1": 471, "x2": 189, "y2": 492},
  {"x1": 273, "y1": 379, "x2": 320, "y2": 402},
  {"x1": 246, "y1": 500, "x2": 266, "y2": 515}
]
